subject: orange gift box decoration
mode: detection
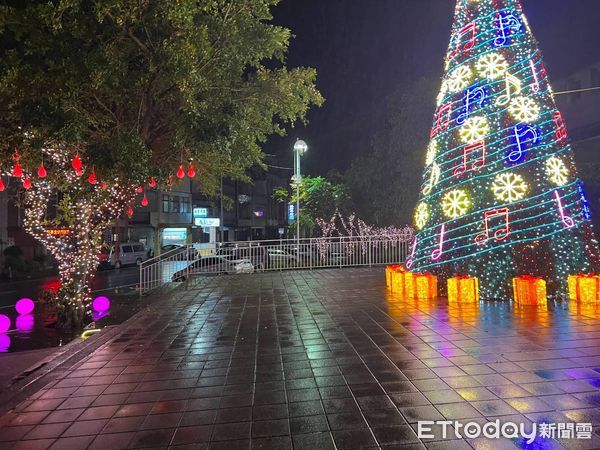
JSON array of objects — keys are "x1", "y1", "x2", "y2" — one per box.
[
  {"x1": 512, "y1": 275, "x2": 547, "y2": 305},
  {"x1": 568, "y1": 274, "x2": 600, "y2": 304},
  {"x1": 448, "y1": 276, "x2": 479, "y2": 303},
  {"x1": 404, "y1": 271, "x2": 416, "y2": 298},
  {"x1": 414, "y1": 273, "x2": 438, "y2": 299},
  {"x1": 385, "y1": 265, "x2": 404, "y2": 292}
]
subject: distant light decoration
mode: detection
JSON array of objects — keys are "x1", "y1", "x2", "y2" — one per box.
[
  {"x1": 475, "y1": 52, "x2": 508, "y2": 80},
  {"x1": 149, "y1": 177, "x2": 157, "y2": 188},
  {"x1": 425, "y1": 140, "x2": 437, "y2": 166},
  {"x1": 508, "y1": 97, "x2": 540, "y2": 123},
  {"x1": 459, "y1": 116, "x2": 490, "y2": 144},
  {"x1": 0, "y1": 334, "x2": 9, "y2": 352},
  {"x1": 545, "y1": 157, "x2": 569, "y2": 186},
  {"x1": 0, "y1": 178, "x2": 5, "y2": 192},
  {"x1": 16, "y1": 314, "x2": 34, "y2": 332},
  {"x1": 92, "y1": 296, "x2": 110, "y2": 313},
  {"x1": 47, "y1": 228, "x2": 70, "y2": 236},
  {"x1": 16, "y1": 298, "x2": 35, "y2": 315},
  {"x1": 447, "y1": 65, "x2": 473, "y2": 93},
  {"x1": 414, "y1": 203, "x2": 429, "y2": 230},
  {"x1": 441, "y1": 189, "x2": 471, "y2": 219},
  {"x1": 0, "y1": 315, "x2": 10, "y2": 333},
  {"x1": 491, "y1": 172, "x2": 528, "y2": 203}
]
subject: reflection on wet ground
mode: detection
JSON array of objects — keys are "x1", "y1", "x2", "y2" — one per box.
[{"x1": 0, "y1": 268, "x2": 598, "y2": 449}]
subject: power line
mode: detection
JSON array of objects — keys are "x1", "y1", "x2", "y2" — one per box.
[{"x1": 554, "y1": 85, "x2": 600, "y2": 96}]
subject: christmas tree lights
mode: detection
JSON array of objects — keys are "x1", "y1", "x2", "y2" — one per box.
[{"x1": 411, "y1": 0, "x2": 600, "y2": 298}]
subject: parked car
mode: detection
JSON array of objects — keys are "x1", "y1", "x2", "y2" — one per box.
[
  {"x1": 267, "y1": 248, "x2": 298, "y2": 268},
  {"x1": 160, "y1": 244, "x2": 198, "y2": 260},
  {"x1": 172, "y1": 255, "x2": 254, "y2": 281},
  {"x1": 108, "y1": 242, "x2": 148, "y2": 269}
]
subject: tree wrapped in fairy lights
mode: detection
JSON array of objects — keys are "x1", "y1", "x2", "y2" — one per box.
[
  {"x1": 19, "y1": 145, "x2": 135, "y2": 328},
  {"x1": 409, "y1": 0, "x2": 599, "y2": 298}
]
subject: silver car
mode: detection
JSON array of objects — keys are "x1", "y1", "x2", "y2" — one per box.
[{"x1": 108, "y1": 242, "x2": 147, "y2": 269}]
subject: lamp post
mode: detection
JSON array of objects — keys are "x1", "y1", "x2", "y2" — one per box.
[{"x1": 293, "y1": 139, "x2": 308, "y2": 253}]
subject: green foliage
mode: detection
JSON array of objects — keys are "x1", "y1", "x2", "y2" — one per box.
[
  {"x1": 3, "y1": 245, "x2": 23, "y2": 258},
  {"x1": 274, "y1": 175, "x2": 350, "y2": 235},
  {"x1": 0, "y1": 0, "x2": 323, "y2": 193},
  {"x1": 344, "y1": 77, "x2": 438, "y2": 227}
]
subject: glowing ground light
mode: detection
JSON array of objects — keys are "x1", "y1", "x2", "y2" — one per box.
[
  {"x1": 16, "y1": 314, "x2": 34, "y2": 332},
  {"x1": 508, "y1": 97, "x2": 540, "y2": 123},
  {"x1": 92, "y1": 296, "x2": 110, "y2": 313},
  {"x1": 492, "y1": 172, "x2": 529, "y2": 203},
  {"x1": 476, "y1": 52, "x2": 508, "y2": 80},
  {"x1": 459, "y1": 116, "x2": 490, "y2": 144},
  {"x1": 0, "y1": 315, "x2": 10, "y2": 333},
  {"x1": 545, "y1": 156, "x2": 569, "y2": 186},
  {"x1": 0, "y1": 334, "x2": 9, "y2": 352},
  {"x1": 442, "y1": 189, "x2": 471, "y2": 219},
  {"x1": 15, "y1": 298, "x2": 35, "y2": 315}
]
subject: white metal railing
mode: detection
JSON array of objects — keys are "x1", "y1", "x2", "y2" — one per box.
[{"x1": 139, "y1": 235, "x2": 412, "y2": 295}]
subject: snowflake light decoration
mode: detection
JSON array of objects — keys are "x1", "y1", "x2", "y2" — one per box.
[
  {"x1": 508, "y1": 97, "x2": 540, "y2": 123},
  {"x1": 414, "y1": 203, "x2": 429, "y2": 230},
  {"x1": 545, "y1": 157, "x2": 569, "y2": 186},
  {"x1": 492, "y1": 172, "x2": 528, "y2": 203},
  {"x1": 459, "y1": 116, "x2": 490, "y2": 144},
  {"x1": 447, "y1": 65, "x2": 473, "y2": 93},
  {"x1": 426, "y1": 140, "x2": 438, "y2": 166},
  {"x1": 423, "y1": 163, "x2": 440, "y2": 195},
  {"x1": 442, "y1": 189, "x2": 471, "y2": 219},
  {"x1": 476, "y1": 53, "x2": 508, "y2": 80}
]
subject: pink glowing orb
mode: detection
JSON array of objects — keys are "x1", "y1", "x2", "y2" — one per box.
[
  {"x1": 16, "y1": 314, "x2": 34, "y2": 332},
  {"x1": 0, "y1": 315, "x2": 10, "y2": 333},
  {"x1": 0, "y1": 334, "x2": 10, "y2": 352},
  {"x1": 16, "y1": 298, "x2": 35, "y2": 315},
  {"x1": 92, "y1": 296, "x2": 110, "y2": 313}
]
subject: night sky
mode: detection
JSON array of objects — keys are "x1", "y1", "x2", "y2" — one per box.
[{"x1": 267, "y1": 0, "x2": 600, "y2": 175}]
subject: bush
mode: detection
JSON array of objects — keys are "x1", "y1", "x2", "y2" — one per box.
[{"x1": 3, "y1": 245, "x2": 23, "y2": 258}]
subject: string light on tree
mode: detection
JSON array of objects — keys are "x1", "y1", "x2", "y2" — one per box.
[
  {"x1": 415, "y1": 203, "x2": 430, "y2": 230},
  {"x1": 459, "y1": 116, "x2": 490, "y2": 144},
  {"x1": 545, "y1": 157, "x2": 569, "y2": 186},
  {"x1": 508, "y1": 97, "x2": 540, "y2": 123},
  {"x1": 491, "y1": 172, "x2": 528, "y2": 203},
  {"x1": 441, "y1": 189, "x2": 471, "y2": 219},
  {"x1": 426, "y1": 140, "x2": 438, "y2": 166}
]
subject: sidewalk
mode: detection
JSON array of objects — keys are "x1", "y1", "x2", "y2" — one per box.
[{"x1": 0, "y1": 268, "x2": 599, "y2": 449}]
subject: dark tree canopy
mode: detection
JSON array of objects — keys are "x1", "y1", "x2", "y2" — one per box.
[{"x1": 0, "y1": 0, "x2": 323, "y2": 191}]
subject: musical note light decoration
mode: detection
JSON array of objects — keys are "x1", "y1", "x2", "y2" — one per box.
[{"x1": 410, "y1": 0, "x2": 600, "y2": 299}]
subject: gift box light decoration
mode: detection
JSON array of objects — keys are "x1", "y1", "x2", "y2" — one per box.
[
  {"x1": 406, "y1": 0, "x2": 600, "y2": 299},
  {"x1": 448, "y1": 276, "x2": 480, "y2": 303},
  {"x1": 404, "y1": 271, "x2": 416, "y2": 298},
  {"x1": 386, "y1": 265, "x2": 400, "y2": 290},
  {"x1": 415, "y1": 273, "x2": 438, "y2": 299},
  {"x1": 513, "y1": 275, "x2": 547, "y2": 305},
  {"x1": 568, "y1": 274, "x2": 600, "y2": 304}
]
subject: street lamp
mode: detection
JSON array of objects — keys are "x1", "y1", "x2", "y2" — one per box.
[{"x1": 293, "y1": 139, "x2": 308, "y2": 253}]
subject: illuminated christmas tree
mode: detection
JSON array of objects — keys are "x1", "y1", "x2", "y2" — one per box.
[{"x1": 409, "y1": 0, "x2": 599, "y2": 298}]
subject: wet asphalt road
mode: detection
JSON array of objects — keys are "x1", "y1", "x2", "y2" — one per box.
[{"x1": 0, "y1": 266, "x2": 139, "y2": 309}]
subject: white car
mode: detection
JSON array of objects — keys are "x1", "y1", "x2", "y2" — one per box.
[{"x1": 172, "y1": 255, "x2": 254, "y2": 281}]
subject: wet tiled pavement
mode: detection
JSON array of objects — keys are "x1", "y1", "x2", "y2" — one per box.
[{"x1": 1, "y1": 268, "x2": 600, "y2": 449}]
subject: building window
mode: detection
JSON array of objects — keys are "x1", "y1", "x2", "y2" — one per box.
[
  {"x1": 172, "y1": 196, "x2": 180, "y2": 213},
  {"x1": 181, "y1": 197, "x2": 190, "y2": 213},
  {"x1": 162, "y1": 195, "x2": 170, "y2": 213}
]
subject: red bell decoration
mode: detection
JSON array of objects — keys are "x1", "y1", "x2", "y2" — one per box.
[
  {"x1": 101, "y1": 181, "x2": 107, "y2": 190},
  {"x1": 136, "y1": 185, "x2": 143, "y2": 194},
  {"x1": 22, "y1": 177, "x2": 32, "y2": 190},
  {"x1": 141, "y1": 193, "x2": 148, "y2": 207},
  {"x1": 127, "y1": 206, "x2": 133, "y2": 217},
  {"x1": 187, "y1": 163, "x2": 196, "y2": 178},
  {"x1": 13, "y1": 162, "x2": 23, "y2": 178},
  {"x1": 37, "y1": 163, "x2": 47, "y2": 178},
  {"x1": 176, "y1": 165, "x2": 185, "y2": 179},
  {"x1": 149, "y1": 177, "x2": 157, "y2": 188},
  {"x1": 71, "y1": 152, "x2": 82, "y2": 172},
  {"x1": 88, "y1": 171, "x2": 98, "y2": 185},
  {"x1": 0, "y1": 177, "x2": 5, "y2": 192},
  {"x1": 166, "y1": 175, "x2": 173, "y2": 187}
]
